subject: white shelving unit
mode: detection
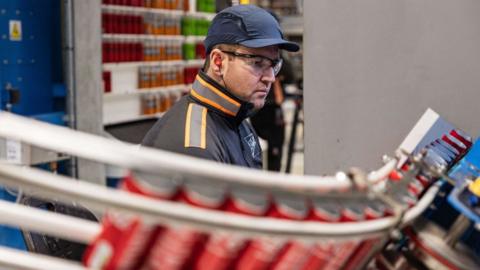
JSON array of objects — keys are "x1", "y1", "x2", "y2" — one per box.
[
  {"x1": 104, "y1": 84, "x2": 192, "y2": 99},
  {"x1": 103, "y1": 84, "x2": 190, "y2": 126},
  {"x1": 103, "y1": 59, "x2": 204, "y2": 71},
  {"x1": 101, "y1": 4, "x2": 185, "y2": 16},
  {"x1": 100, "y1": 4, "x2": 216, "y2": 20},
  {"x1": 103, "y1": 33, "x2": 185, "y2": 41},
  {"x1": 102, "y1": 2, "x2": 215, "y2": 125},
  {"x1": 102, "y1": 34, "x2": 207, "y2": 43},
  {"x1": 104, "y1": 112, "x2": 165, "y2": 126},
  {"x1": 184, "y1": 11, "x2": 215, "y2": 20}
]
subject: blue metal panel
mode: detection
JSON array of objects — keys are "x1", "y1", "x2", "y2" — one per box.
[
  {"x1": 0, "y1": 186, "x2": 27, "y2": 250},
  {"x1": 0, "y1": 0, "x2": 64, "y2": 250},
  {"x1": 32, "y1": 111, "x2": 66, "y2": 126},
  {"x1": 0, "y1": 0, "x2": 59, "y2": 116}
]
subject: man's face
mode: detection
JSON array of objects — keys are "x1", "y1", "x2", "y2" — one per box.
[{"x1": 221, "y1": 45, "x2": 279, "y2": 110}]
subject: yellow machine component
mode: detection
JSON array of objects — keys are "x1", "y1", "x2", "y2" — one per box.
[{"x1": 468, "y1": 177, "x2": 480, "y2": 197}]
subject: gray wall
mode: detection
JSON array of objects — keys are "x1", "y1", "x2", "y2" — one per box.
[
  {"x1": 304, "y1": 1, "x2": 480, "y2": 175},
  {"x1": 72, "y1": 0, "x2": 105, "y2": 184}
]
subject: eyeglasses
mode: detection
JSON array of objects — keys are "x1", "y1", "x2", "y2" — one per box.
[{"x1": 220, "y1": 50, "x2": 283, "y2": 76}]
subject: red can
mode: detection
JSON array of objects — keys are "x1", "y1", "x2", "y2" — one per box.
[
  {"x1": 342, "y1": 201, "x2": 388, "y2": 270},
  {"x1": 194, "y1": 186, "x2": 270, "y2": 270},
  {"x1": 194, "y1": 232, "x2": 247, "y2": 270},
  {"x1": 141, "y1": 180, "x2": 228, "y2": 270},
  {"x1": 301, "y1": 199, "x2": 342, "y2": 270},
  {"x1": 121, "y1": 171, "x2": 180, "y2": 200},
  {"x1": 408, "y1": 178, "x2": 425, "y2": 197},
  {"x1": 102, "y1": 71, "x2": 111, "y2": 93},
  {"x1": 178, "y1": 180, "x2": 227, "y2": 208},
  {"x1": 83, "y1": 213, "x2": 160, "y2": 270},
  {"x1": 364, "y1": 200, "x2": 387, "y2": 220},
  {"x1": 392, "y1": 188, "x2": 418, "y2": 208},
  {"x1": 450, "y1": 129, "x2": 472, "y2": 148},
  {"x1": 321, "y1": 202, "x2": 366, "y2": 270},
  {"x1": 141, "y1": 227, "x2": 205, "y2": 270},
  {"x1": 103, "y1": 42, "x2": 110, "y2": 63},
  {"x1": 442, "y1": 134, "x2": 467, "y2": 154},
  {"x1": 308, "y1": 199, "x2": 342, "y2": 222},
  {"x1": 235, "y1": 238, "x2": 284, "y2": 270},
  {"x1": 84, "y1": 171, "x2": 180, "y2": 270},
  {"x1": 110, "y1": 13, "x2": 118, "y2": 34},
  {"x1": 342, "y1": 237, "x2": 382, "y2": 270},
  {"x1": 236, "y1": 193, "x2": 309, "y2": 270},
  {"x1": 416, "y1": 173, "x2": 432, "y2": 188},
  {"x1": 323, "y1": 241, "x2": 360, "y2": 270},
  {"x1": 436, "y1": 139, "x2": 459, "y2": 157},
  {"x1": 301, "y1": 242, "x2": 335, "y2": 270},
  {"x1": 136, "y1": 42, "x2": 144, "y2": 61},
  {"x1": 267, "y1": 193, "x2": 310, "y2": 270}
]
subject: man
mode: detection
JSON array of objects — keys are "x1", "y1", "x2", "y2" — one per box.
[{"x1": 142, "y1": 4, "x2": 299, "y2": 169}]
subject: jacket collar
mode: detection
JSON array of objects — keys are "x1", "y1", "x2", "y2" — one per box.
[{"x1": 190, "y1": 71, "x2": 255, "y2": 123}]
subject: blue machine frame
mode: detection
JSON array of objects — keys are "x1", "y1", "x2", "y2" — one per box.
[
  {"x1": 0, "y1": 0, "x2": 65, "y2": 250},
  {"x1": 0, "y1": 0, "x2": 64, "y2": 117}
]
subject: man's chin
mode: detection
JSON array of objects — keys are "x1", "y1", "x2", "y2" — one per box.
[{"x1": 252, "y1": 101, "x2": 266, "y2": 111}]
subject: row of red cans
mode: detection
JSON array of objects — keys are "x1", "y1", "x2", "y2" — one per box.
[
  {"x1": 184, "y1": 67, "x2": 200, "y2": 84},
  {"x1": 391, "y1": 128, "x2": 473, "y2": 200},
  {"x1": 103, "y1": 71, "x2": 112, "y2": 93},
  {"x1": 102, "y1": 41, "x2": 184, "y2": 63},
  {"x1": 102, "y1": 12, "x2": 183, "y2": 36},
  {"x1": 103, "y1": 42, "x2": 144, "y2": 63},
  {"x1": 103, "y1": 0, "x2": 145, "y2": 7},
  {"x1": 84, "y1": 172, "x2": 394, "y2": 270},
  {"x1": 83, "y1": 129, "x2": 473, "y2": 269},
  {"x1": 103, "y1": 13, "x2": 144, "y2": 34}
]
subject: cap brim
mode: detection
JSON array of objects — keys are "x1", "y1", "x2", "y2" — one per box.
[{"x1": 240, "y1": 38, "x2": 300, "y2": 52}]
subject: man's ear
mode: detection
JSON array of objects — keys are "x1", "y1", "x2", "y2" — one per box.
[{"x1": 210, "y1": 50, "x2": 223, "y2": 76}]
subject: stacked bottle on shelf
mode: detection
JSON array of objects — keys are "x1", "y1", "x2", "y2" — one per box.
[
  {"x1": 143, "y1": 40, "x2": 182, "y2": 61},
  {"x1": 141, "y1": 90, "x2": 185, "y2": 115},
  {"x1": 101, "y1": 0, "x2": 214, "y2": 119},
  {"x1": 138, "y1": 65, "x2": 184, "y2": 89},
  {"x1": 197, "y1": 0, "x2": 216, "y2": 12},
  {"x1": 183, "y1": 41, "x2": 206, "y2": 60},
  {"x1": 103, "y1": 72, "x2": 111, "y2": 93},
  {"x1": 183, "y1": 39, "x2": 204, "y2": 85},
  {"x1": 144, "y1": 0, "x2": 188, "y2": 10},
  {"x1": 144, "y1": 13, "x2": 182, "y2": 36},
  {"x1": 181, "y1": 16, "x2": 210, "y2": 36},
  {"x1": 103, "y1": 12, "x2": 182, "y2": 36}
]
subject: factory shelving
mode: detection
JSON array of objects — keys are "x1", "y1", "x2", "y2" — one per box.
[
  {"x1": 101, "y1": 4, "x2": 186, "y2": 16},
  {"x1": 104, "y1": 84, "x2": 191, "y2": 98},
  {"x1": 102, "y1": 0, "x2": 212, "y2": 125},
  {"x1": 103, "y1": 59, "x2": 204, "y2": 71},
  {"x1": 101, "y1": 4, "x2": 215, "y2": 20}
]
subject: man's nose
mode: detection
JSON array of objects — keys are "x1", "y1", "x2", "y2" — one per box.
[{"x1": 261, "y1": 67, "x2": 276, "y2": 83}]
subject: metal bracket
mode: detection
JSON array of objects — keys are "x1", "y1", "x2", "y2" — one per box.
[{"x1": 4, "y1": 83, "x2": 20, "y2": 111}]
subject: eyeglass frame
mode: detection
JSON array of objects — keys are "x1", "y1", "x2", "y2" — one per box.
[{"x1": 219, "y1": 50, "x2": 283, "y2": 76}]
